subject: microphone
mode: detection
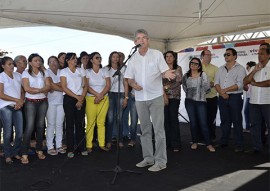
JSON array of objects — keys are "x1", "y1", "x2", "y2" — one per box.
[{"x1": 132, "y1": 44, "x2": 142, "y2": 49}]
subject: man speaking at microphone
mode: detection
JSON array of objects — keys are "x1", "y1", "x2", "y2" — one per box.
[{"x1": 125, "y1": 29, "x2": 176, "y2": 172}]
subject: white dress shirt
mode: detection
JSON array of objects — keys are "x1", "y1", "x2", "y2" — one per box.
[{"x1": 125, "y1": 48, "x2": 169, "y2": 101}]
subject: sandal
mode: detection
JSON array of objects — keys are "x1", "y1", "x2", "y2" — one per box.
[
  {"x1": 128, "y1": 141, "x2": 136, "y2": 147},
  {"x1": 47, "y1": 149, "x2": 58, "y2": 156},
  {"x1": 5, "y1": 157, "x2": 13, "y2": 164},
  {"x1": 87, "y1": 148, "x2": 93, "y2": 153},
  {"x1": 207, "y1": 145, "x2": 216, "y2": 152},
  {"x1": 57, "y1": 147, "x2": 66, "y2": 154},
  {"x1": 191, "y1": 143, "x2": 198, "y2": 150},
  {"x1": 36, "y1": 151, "x2": 46, "y2": 160},
  {"x1": 106, "y1": 142, "x2": 112, "y2": 149},
  {"x1": 13, "y1": 155, "x2": 22, "y2": 160},
  {"x1": 62, "y1": 144, "x2": 67, "y2": 150},
  {"x1": 21, "y1": 155, "x2": 29, "y2": 164},
  {"x1": 118, "y1": 142, "x2": 124, "y2": 148},
  {"x1": 99, "y1": 147, "x2": 109, "y2": 152}
]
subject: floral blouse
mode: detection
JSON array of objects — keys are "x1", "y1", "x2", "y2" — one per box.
[{"x1": 162, "y1": 66, "x2": 183, "y2": 100}]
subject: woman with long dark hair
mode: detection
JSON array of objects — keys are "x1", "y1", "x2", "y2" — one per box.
[
  {"x1": 21, "y1": 53, "x2": 50, "y2": 164},
  {"x1": 182, "y1": 57, "x2": 215, "y2": 152},
  {"x1": 60, "y1": 52, "x2": 88, "y2": 158},
  {"x1": 85, "y1": 52, "x2": 111, "y2": 152},
  {"x1": 58, "y1": 52, "x2": 66, "y2": 69},
  {"x1": 0, "y1": 57, "x2": 24, "y2": 164},
  {"x1": 104, "y1": 51, "x2": 128, "y2": 149},
  {"x1": 163, "y1": 51, "x2": 183, "y2": 152}
]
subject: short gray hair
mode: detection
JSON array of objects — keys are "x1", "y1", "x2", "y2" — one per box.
[
  {"x1": 134, "y1": 29, "x2": 148, "y2": 39},
  {"x1": 13, "y1": 55, "x2": 26, "y2": 67}
]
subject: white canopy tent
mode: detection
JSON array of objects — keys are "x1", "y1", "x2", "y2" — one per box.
[{"x1": 0, "y1": 0, "x2": 270, "y2": 52}]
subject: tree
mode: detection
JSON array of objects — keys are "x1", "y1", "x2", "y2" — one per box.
[{"x1": 0, "y1": 49, "x2": 8, "y2": 57}]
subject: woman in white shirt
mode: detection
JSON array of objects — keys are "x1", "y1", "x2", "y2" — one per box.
[
  {"x1": 85, "y1": 52, "x2": 110, "y2": 152},
  {"x1": 78, "y1": 51, "x2": 89, "y2": 70},
  {"x1": 46, "y1": 56, "x2": 66, "y2": 155},
  {"x1": 60, "y1": 53, "x2": 88, "y2": 158},
  {"x1": 21, "y1": 54, "x2": 50, "y2": 164},
  {"x1": 104, "y1": 51, "x2": 128, "y2": 149},
  {"x1": 57, "y1": 52, "x2": 66, "y2": 69},
  {"x1": 0, "y1": 57, "x2": 24, "y2": 164}
]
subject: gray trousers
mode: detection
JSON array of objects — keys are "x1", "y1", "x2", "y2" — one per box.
[{"x1": 135, "y1": 96, "x2": 167, "y2": 165}]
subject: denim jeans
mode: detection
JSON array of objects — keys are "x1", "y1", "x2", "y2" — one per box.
[
  {"x1": 0, "y1": 106, "x2": 23, "y2": 158},
  {"x1": 63, "y1": 95, "x2": 86, "y2": 153},
  {"x1": 218, "y1": 94, "x2": 243, "y2": 147},
  {"x1": 249, "y1": 104, "x2": 270, "y2": 151},
  {"x1": 122, "y1": 92, "x2": 132, "y2": 137},
  {"x1": 206, "y1": 96, "x2": 218, "y2": 140},
  {"x1": 0, "y1": 119, "x2": 2, "y2": 144},
  {"x1": 164, "y1": 98, "x2": 181, "y2": 149},
  {"x1": 244, "y1": 98, "x2": 250, "y2": 130},
  {"x1": 106, "y1": 92, "x2": 124, "y2": 142},
  {"x1": 185, "y1": 99, "x2": 210, "y2": 145},
  {"x1": 21, "y1": 99, "x2": 48, "y2": 155},
  {"x1": 129, "y1": 95, "x2": 138, "y2": 141}
]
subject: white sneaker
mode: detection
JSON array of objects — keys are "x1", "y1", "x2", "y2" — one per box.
[
  {"x1": 148, "y1": 164, "x2": 166, "y2": 172},
  {"x1": 81, "y1": 151, "x2": 88, "y2": 156},
  {"x1": 136, "y1": 160, "x2": 154, "y2": 168}
]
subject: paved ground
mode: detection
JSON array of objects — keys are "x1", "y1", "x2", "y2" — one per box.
[{"x1": 0, "y1": 123, "x2": 269, "y2": 191}]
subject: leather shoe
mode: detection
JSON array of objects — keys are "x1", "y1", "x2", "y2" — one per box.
[
  {"x1": 245, "y1": 149, "x2": 261, "y2": 154},
  {"x1": 234, "y1": 147, "x2": 244, "y2": 153}
]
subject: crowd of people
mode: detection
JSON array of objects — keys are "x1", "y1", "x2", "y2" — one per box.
[{"x1": 0, "y1": 29, "x2": 269, "y2": 172}]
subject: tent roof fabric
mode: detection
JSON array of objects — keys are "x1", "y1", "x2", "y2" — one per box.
[{"x1": 0, "y1": 0, "x2": 269, "y2": 51}]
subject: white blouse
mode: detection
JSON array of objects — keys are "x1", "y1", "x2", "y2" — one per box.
[
  {"x1": 47, "y1": 69, "x2": 63, "y2": 104},
  {"x1": 60, "y1": 67, "x2": 86, "y2": 95},
  {"x1": 104, "y1": 66, "x2": 126, "y2": 93},
  {"x1": 22, "y1": 69, "x2": 49, "y2": 99},
  {"x1": 0, "y1": 72, "x2": 22, "y2": 109},
  {"x1": 85, "y1": 68, "x2": 109, "y2": 96}
]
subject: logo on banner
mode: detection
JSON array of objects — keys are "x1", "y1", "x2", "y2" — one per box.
[
  {"x1": 237, "y1": 50, "x2": 248, "y2": 56},
  {"x1": 249, "y1": 49, "x2": 258, "y2": 55},
  {"x1": 211, "y1": 53, "x2": 218, "y2": 59}
]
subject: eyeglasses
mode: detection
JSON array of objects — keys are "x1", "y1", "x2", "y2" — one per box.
[
  {"x1": 224, "y1": 53, "x2": 233, "y2": 57},
  {"x1": 190, "y1": 62, "x2": 199, "y2": 66},
  {"x1": 95, "y1": 56, "x2": 102, "y2": 60}
]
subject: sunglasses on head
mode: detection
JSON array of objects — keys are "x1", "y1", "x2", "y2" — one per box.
[
  {"x1": 190, "y1": 61, "x2": 199, "y2": 66},
  {"x1": 224, "y1": 53, "x2": 233, "y2": 57}
]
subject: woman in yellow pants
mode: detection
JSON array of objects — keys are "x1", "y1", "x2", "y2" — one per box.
[{"x1": 85, "y1": 52, "x2": 111, "y2": 153}]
